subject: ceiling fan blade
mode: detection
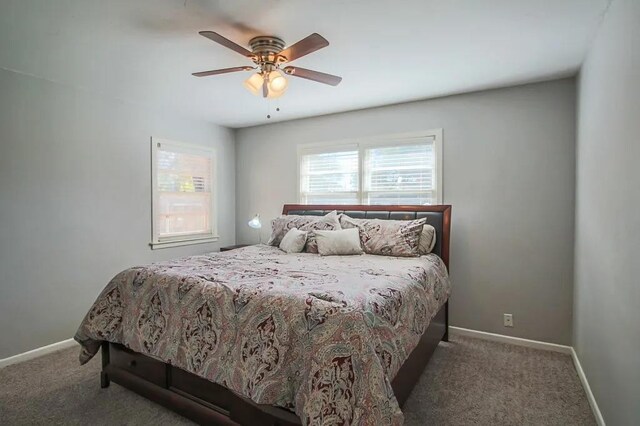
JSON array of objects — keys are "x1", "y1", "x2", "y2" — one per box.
[
  {"x1": 192, "y1": 66, "x2": 253, "y2": 77},
  {"x1": 199, "y1": 31, "x2": 254, "y2": 58},
  {"x1": 283, "y1": 66, "x2": 342, "y2": 86},
  {"x1": 279, "y1": 33, "x2": 329, "y2": 62}
]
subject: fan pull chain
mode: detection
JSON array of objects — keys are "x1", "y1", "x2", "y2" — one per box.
[{"x1": 266, "y1": 104, "x2": 281, "y2": 119}]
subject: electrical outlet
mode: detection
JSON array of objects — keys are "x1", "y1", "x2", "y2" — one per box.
[{"x1": 503, "y1": 313, "x2": 514, "y2": 327}]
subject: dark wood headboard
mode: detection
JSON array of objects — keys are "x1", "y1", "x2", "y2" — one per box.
[{"x1": 282, "y1": 204, "x2": 451, "y2": 269}]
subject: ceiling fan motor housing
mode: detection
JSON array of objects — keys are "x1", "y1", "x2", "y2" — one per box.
[{"x1": 249, "y1": 36, "x2": 286, "y2": 69}]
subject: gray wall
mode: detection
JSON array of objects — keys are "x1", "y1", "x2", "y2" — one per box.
[
  {"x1": 236, "y1": 79, "x2": 577, "y2": 344},
  {"x1": 574, "y1": 0, "x2": 640, "y2": 424},
  {"x1": 0, "y1": 68, "x2": 236, "y2": 359}
]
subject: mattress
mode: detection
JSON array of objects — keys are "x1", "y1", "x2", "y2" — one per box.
[{"x1": 75, "y1": 245, "x2": 450, "y2": 425}]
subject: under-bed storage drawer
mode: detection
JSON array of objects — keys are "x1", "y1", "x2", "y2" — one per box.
[
  {"x1": 169, "y1": 366, "x2": 234, "y2": 414},
  {"x1": 109, "y1": 343, "x2": 167, "y2": 387}
]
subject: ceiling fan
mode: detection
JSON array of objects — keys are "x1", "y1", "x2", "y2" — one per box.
[{"x1": 192, "y1": 32, "x2": 342, "y2": 98}]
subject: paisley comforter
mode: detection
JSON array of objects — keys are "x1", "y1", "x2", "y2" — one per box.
[{"x1": 75, "y1": 245, "x2": 450, "y2": 425}]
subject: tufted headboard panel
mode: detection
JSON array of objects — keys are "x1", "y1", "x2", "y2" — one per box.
[{"x1": 282, "y1": 204, "x2": 451, "y2": 269}]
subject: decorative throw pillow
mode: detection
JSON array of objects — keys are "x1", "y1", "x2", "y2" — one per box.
[
  {"x1": 268, "y1": 211, "x2": 341, "y2": 253},
  {"x1": 418, "y1": 224, "x2": 437, "y2": 255},
  {"x1": 268, "y1": 215, "x2": 319, "y2": 246},
  {"x1": 340, "y1": 215, "x2": 426, "y2": 257},
  {"x1": 279, "y1": 228, "x2": 308, "y2": 253},
  {"x1": 314, "y1": 228, "x2": 363, "y2": 256}
]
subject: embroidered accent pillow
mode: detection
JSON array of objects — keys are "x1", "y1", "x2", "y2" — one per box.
[
  {"x1": 279, "y1": 228, "x2": 308, "y2": 253},
  {"x1": 314, "y1": 228, "x2": 363, "y2": 256},
  {"x1": 268, "y1": 211, "x2": 341, "y2": 253},
  {"x1": 340, "y1": 215, "x2": 426, "y2": 257},
  {"x1": 418, "y1": 224, "x2": 437, "y2": 254}
]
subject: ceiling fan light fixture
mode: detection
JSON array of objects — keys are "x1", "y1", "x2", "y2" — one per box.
[
  {"x1": 243, "y1": 73, "x2": 264, "y2": 96},
  {"x1": 265, "y1": 70, "x2": 287, "y2": 99},
  {"x1": 268, "y1": 70, "x2": 288, "y2": 92},
  {"x1": 244, "y1": 71, "x2": 288, "y2": 98}
]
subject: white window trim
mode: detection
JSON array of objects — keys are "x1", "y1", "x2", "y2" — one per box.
[
  {"x1": 297, "y1": 129, "x2": 443, "y2": 204},
  {"x1": 150, "y1": 137, "x2": 219, "y2": 250}
]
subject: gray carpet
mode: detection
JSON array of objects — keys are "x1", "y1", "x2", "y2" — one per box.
[{"x1": 0, "y1": 335, "x2": 595, "y2": 425}]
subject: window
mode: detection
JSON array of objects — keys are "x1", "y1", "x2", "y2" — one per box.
[
  {"x1": 299, "y1": 131, "x2": 442, "y2": 205},
  {"x1": 299, "y1": 147, "x2": 359, "y2": 204},
  {"x1": 151, "y1": 138, "x2": 217, "y2": 249}
]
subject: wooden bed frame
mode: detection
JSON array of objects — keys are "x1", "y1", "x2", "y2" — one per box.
[{"x1": 100, "y1": 204, "x2": 452, "y2": 425}]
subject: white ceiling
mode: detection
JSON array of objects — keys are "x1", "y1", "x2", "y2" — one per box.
[{"x1": 0, "y1": 0, "x2": 608, "y2": 128}]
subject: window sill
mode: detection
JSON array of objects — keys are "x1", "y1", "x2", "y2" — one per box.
[{"x1": 150, "y1": 235, "x2": 219, "y2": 250}]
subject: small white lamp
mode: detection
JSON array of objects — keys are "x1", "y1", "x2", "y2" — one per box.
[{"x1": 247, "y1": 214, "x2": 262, "y2": 243}]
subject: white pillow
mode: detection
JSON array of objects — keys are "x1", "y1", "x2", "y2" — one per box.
[
  {"x1": 419, "y1": 224, "x2": 437, "y2": 254},
  {"x1": 314, "y1": 228, "x2": 363, "y2": 256},
  {"x1": 279, "y1": 228, "x2": 308, "y2": 253}
]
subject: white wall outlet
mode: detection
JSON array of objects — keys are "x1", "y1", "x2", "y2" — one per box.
[{"x1": 503, "y1": 313, "x2": 514, "y2": 327}]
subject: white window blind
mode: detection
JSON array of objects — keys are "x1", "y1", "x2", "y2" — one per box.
[
  {"x1": 151, "y1": 139, "x2": 217, "y2": 248},
  {"x1": 298, "y1": 132, "x2": 442, "y2": 205},
  {"x1": 299, "y1": 148, "x2": 359, "y2": 204},
  {"x1": 363, "y1": 141, "x2": 437, "y2": 205}
]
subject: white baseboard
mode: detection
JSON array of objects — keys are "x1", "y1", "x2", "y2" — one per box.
[
  {"x1": 571, "y1": 348, "x2": 606, "y2": 426},
  {"x1": 449, "y1": 326, "x2": 572, "y2": 354},
  {"x1": 0, "y1": 338, "x2": 78, "y2": 369},
  {"x1": 449, "y1": 326, "x2": 604, "y2": 425}
]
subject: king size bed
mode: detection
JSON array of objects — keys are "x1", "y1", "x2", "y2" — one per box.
[{"x1": 75, "y1": 204, "x2": 452, "y2": 425}]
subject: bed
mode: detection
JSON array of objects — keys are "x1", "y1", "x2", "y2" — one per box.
[{"x1": 75, "y1": 204, "x2": 452, "y2": 425}]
